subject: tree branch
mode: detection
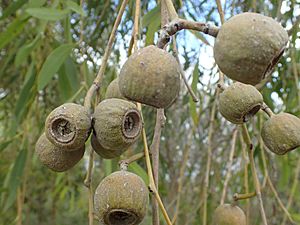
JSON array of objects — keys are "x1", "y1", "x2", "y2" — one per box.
[{"x1": 241, "y1": 124, "x2": 268, "y2": 225}]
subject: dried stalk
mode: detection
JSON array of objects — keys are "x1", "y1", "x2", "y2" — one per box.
[
  {"x1": 261, "y1": 103, "x2": 274, "y2": 118},
  {"x1": 172, "y1": 37, "x2": 199, "y2": 102},
  {"x1": 157, "y1": 18, "x2": 219, "y2": 48},
  {"x1": 171, "y1": 140, "x2": 191, "y2": 224},
  {"x1": 241, "y1": 124, "x2": 268, "y2": 225},
  {"x1": 84, "y1": 0, "x2": 129, "y2": 110},
  {"x1": 240, "y1": 132, "x2": 250, "y2": 225},
  {"x1": 202, "y1": 90, "x2": 218, "y2": 225},
  {"x1": 220, "y1": 129, "x2": 238, "y2": 204},
  {"x1": 137, "y1": 104, "x2": 173, "y2": 225},
  {"x1": 82, "y1": 2, "x2": 128, "y2": 224}
]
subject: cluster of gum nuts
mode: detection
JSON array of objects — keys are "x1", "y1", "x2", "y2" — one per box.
[{"x1": 35, "y1": 12, "x2": 300, "y2": 225}]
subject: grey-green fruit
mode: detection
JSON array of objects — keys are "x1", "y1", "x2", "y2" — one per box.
[
  {"x1": 105, "y1": 78, "x2": 127, "y2": 100},
  {"x1": 214, "y1": 12, "x2": 288, "y2": 85},
  {"x1": 261, "y1": 113, "x2": 300, "y2": 155},
  {"x1": 218, "y1": 82, "x2": 263, "y2": 124},
  {"x1": 45, "y1": 103, "x2": 91, "y2": 151},
  {"x1": 91, "y1": 134, "x2": 123, "y2": 159},
  {"x1": 119, "y1": 45, "x2": 181, "y2": 108},
  {"x1": 94, "y1": 171, "x2": 149, "y2": 225},
  {"x1": 214, "y1": 204, "x2": 246, "y2": 225},
  {"x1": 35, "y1": 133, "x2": 85, "y2": 172},
  {"x1": 93, "y1": 98, "x2": 142, "y2": 152}
]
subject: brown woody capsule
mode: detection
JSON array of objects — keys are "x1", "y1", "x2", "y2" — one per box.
[
  {"x1": 214, "y1": 204, "x2": 246, "y2": 225},
  {"x1": 93, "y1": 98, "x2": 142, "y2": 152},
  {"x1": 91, "y1": 134, "x2": 123, "y2": 159},
  {"x1": 214, "y1": 12, "x2": 288, "y2": 85},
  {"x1": 105, "y1": 78, "x2": 127, "y2": 100},
  {"x1": 94, "y1": 171, "x2": 149, "y2": 225},
  {"x1": 218, "y1": 82, "x2": 263, "y2": 124},
  {"x1": 35, "y1": 133, "x2": 84, "y2": 172},
  {"x1": 119, "y1": 45, "x2": 181, "y2": 108},
  {"x1": 45, "y1": 103, "x2": 91, "y2": 151},
  {"x1": 261, "y1": 113, "x2": 300, "y2": 155}
]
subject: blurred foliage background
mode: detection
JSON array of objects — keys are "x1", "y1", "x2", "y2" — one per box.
[{"x1": 0, "y1": 0, "x2": 300, "y2": 224}]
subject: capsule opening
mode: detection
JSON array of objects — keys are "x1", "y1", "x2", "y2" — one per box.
[
  {"x1": 122, "y1": 110, "x2": 141, "y2": 139},
  {"x1": 106, "y1": 209, "x2": 138, "y2": 225},
  {"x1": 263, "y1": 47, "x2": 285, "y2": 79},
  {"x1": 243, "y1": 104, "x2": 262, "y2": 122},
  {"x1": 50, "y1": 117, "x2": 76, "y2": 143}
]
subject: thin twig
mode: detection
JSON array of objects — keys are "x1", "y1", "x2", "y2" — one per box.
[
  {"x1": 150, "y1": 109, "x2": 165, "y2": 225},
  {"x1": 240, "y1": 133, "x2": 250, "y2": 225},
  {"x1": 163, "y1": 0, "x2": 178, "y2": 20},
  {"x1": 241, "y1": 124, "x2": 268, "y2": 225},
  {"x1": 119, "y1": 152, "x2": 145, "y2": 169},
  {"x1": 172, "y1": 37, "x2": 199, "y2": 102},
  {"x1": 234, "y1": 192, "x2": 256, "y2": 201},
  {"x1": 267, "y1": 176, "x2": 295, "y2": 224},
  {"x1": 157, "y1": 18, "x2": 219, "y2": 48},
  {"x1": 202, "y1": 90, "x2": 218, "y2": 225},
  {"x1": 216, "y1": 0, "x2": 225, "y2": 24},
  {"x1": 261, "y1": 103, "x2": 274, "y2": 118},
  {"x1": 171, "y1": 139, "x2": 191, "y2": 224},
  {"x1": 138, "y1": 104, "x2": 173, "y2": 225},
  {"x1": 84, "y1": 0, "x2": 129, "y2": 110},
  {"x1": 215, "y1": 0, "x2": 225, "y2": 87},
  {"x1": 220, "y1": 129, "x2": 238, "y2": 204}
]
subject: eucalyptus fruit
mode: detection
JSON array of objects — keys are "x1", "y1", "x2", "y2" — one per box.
[
  {"x1": 45, "y1": 103, "x2": 91, "y2": 151},
  {"x1": 214, "y1": 204, "x2": 246, "y2": 225},
  {"x1": 91, "y1": 134, "x2": 123, "y2": 159},
  {"x1": 35, "y1": 133, "x2": 85, "y2": 172},
  {"x1": 94, "y1": 171, "x2": 149, "y2": 225},
  {"x1": 119, "y1": 45, "x2": 181, "y2": 108},
  {"x1": 214, "y1": 12, "x2": 288, "y2": 85},
  {"x1": 218, "y1": 82, "x2": 263, "y2": 124},
  {"x1": 105, "y1": 78, "x2": 127, "y2": 100},
  {"x1": 261, "y1": 113, "x2": 300, "y2": 155},
  {"x1": 93, "y1": 98, "x2": 142, "y2": 153}
]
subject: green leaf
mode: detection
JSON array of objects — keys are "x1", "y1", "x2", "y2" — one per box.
[
  {"x1": 26, "y1": 0, "x2": 47, "y2": 8},
  {"x1": 66, "y1": 0, "x2": 85, "y2": 16},
  {"x1": 142, "y1": 5, "x2": 160, "y2": 27},
  {"x1": 189, "y1": 62, "x2": 199, "y2": 126},
  {"x1": 15, "y1": 34, "x2": 42, "y2": 67},
  {"x1": 128, "y1": 162, "x2": 148, "y2": 185},
  {"x1": 103, "y1": 159, "x2": 112, "y2": 176},
  {"x1": 0, "y1": 140, "x2": 13, "y2": 153},
  {"x1": 3, "y1": 148, "x2": 27, "y2": 211},
  {"x1": 143, "y1": 6, "x2": 161, "y2": 46},
  {"x1": 0, "y1": 0, "x2": 28, "y2": 20},
  {"x1": 0, "y1": 16, "x2": 29, "y2": 50},
  {"x1": 37, "y1": 43, "x2": 74, "y2": 90},
  {"x1": 26, "y1": 8, "x2": 69, "y2": 21},
  {"x1": 58, "y1": 64, "x2": 73, "y2": 102},
  {"x1": 14, "y1": 63, "x2": 36, "y2": 121}
]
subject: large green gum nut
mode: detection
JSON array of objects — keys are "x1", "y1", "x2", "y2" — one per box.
[
  {"x1": 91, "y1": 134, "x2": 123, "y2": 159},
  {"x1": 93, "y1": 98, "x2": 142, "y2": 152},
  {"x1": 213, "y1": 204, "x2": 246, "y2": 225},
  {"x1": 94, "y1": 171, "x2": 149, "y2": 225},
  {"x1": 45, "y1": 103, "x2": 91, "y2": 151},
  {"x1": 214, "y1": 12, "x2": 288, "y2": 85},
  {"x1": 35, "y1": 133, "x2": 85, "y2": 172},
  {"x1": 218, "y1": 82, "x2": 263, "y2": 124},
  {"x1": 261, "y1": 113, "x2": 300, "y2": 155},
  {"x1": 105, "y1": 78, "x2": 127, "y2": 100},
  {"x1": 119, "y1": 45, "x2": 181, "y2": 108}
]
